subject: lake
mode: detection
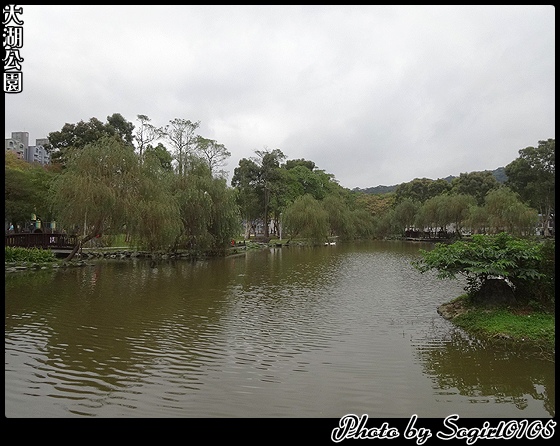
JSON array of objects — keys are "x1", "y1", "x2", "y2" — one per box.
[{"x1": 4, "y1": 240, "x2": 555, "y2": 418}]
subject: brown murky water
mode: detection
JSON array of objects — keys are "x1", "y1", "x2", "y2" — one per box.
[{"x1": 5, "y1": 241, "x2": 554, "y2": 418}]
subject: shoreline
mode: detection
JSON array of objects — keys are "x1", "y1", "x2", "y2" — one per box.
[{"x1": 4, "y1": 244, "x2": 266, "y2": 273}]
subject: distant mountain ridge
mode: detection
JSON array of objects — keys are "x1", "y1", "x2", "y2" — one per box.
[{"x1": 353, "y1": 167, "x2": 507, "y2": 195}]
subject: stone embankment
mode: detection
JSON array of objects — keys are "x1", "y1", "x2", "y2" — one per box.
[
  {"x1": 5, "y1": 249, "x2": 167, "y2": 273},
  {"x1": 79, "y1": 249, "x2": 172, "y2": 260},
  {"x1": 5, "y1": 243, "x2": 275, "y2": 273},
  {"x1": 5, "y1": 260, "x2": 90, "y2": 273},
  {"x1": 5, "y1": 247, "x2": 245, "y2": 273}
]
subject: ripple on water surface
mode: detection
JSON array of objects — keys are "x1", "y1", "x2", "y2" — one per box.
[{"x1": 5, "y1": 244, "x2": 555, "y2": 418}]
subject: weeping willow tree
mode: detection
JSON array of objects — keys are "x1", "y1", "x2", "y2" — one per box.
[
  {"x1": 127, "y1": 151, "x2": 182, "y2": 251},
  {"x1": 484, "y1": 187, "x2": 538, "y2": 235},
  {"x1": 349, "y1": 207, "x2": 376, "y2": 239},
  {"x1": 171, "y1": 156, "x2": 240, "y2": 255},
  {"x1": 393, "y1": 197, "x2": 420, "y2": 235},
  {"x1": 465, "y1": 204, "x2": 489, "y2": 234},
  {"x1": 282, "y1": 194, "x2": 329, "y2": 244},
  {"x1": 49, "y1": 136, "x2": 136, "y2": 259},
  {"x1": 445, "y1": 194, "x2": 477, "y2": 236},
  {"x1": 49, "y1": 136, "x2": 181, "y2": 259},
  {"x1": 322, "y1": 194, "x2": 355, "y2": 240},
  {"x1": 206, "y1": 176, "x2": 242, "y2": 253}
]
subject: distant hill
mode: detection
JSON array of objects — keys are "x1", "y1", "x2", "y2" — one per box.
[
  {"x1": 492, "y1": 167, "x2": 507, "y2": 183},
  {"x1": 353, "y1": 167, "x2": 507, "y2": 195}
]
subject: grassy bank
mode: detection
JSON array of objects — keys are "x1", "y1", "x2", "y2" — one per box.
[{"x1": 439, "y1": 295, "x2": 555, "y2": 353}]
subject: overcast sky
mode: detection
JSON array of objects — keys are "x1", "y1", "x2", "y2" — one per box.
[{"x1": 5, "y1": 5, "x2": 555, "y2": 189}]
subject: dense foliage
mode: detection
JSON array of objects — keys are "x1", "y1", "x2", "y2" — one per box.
[
  {"x1": 505, "y1": 138, "x2": 555, "y2": 236},
  {"x1": 5, "y1": 152, "x2": 59, "y2": 230},
  {"x1": 6, "y1": 111, "x2": 554, "y2": 261},
  {"x1": 171, "y1": 157, "x2": 240, "y2": 255},
  {"x1": 46, "y1": 113, "x2": 134, "y2": 166},
  {"x1": 412, "y1": 233, "x2": 554, "y2": 308},
  {"x1": 361, "y1": 140, "x2": 554, "y2": 239},
  {"x1": 282, "y1": 194, "x2": 329, "y2": 243},
  {"x1": 5, "y1": 246, "x2": 56, "y2": 263}
]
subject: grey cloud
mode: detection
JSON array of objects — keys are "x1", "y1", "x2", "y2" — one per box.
[{"x1": 5, "y1": 5, "x2": 554, "y2": 189}]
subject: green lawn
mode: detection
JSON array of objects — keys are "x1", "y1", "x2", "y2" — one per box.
[{"x1": 453, "y1": 307, "x2": 555, "y2": 349}]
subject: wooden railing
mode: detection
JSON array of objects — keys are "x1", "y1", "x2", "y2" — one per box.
[{"x1": 5, "y1": 232, "x2": 78, "y2": 250}]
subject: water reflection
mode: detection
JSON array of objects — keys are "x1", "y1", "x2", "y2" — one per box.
[
  {"x1": 5, "y1": 242, "x2": 555, "y2": 418},
  {"x1": 415, "y1": 330, "x2": 555, "y2": 417}
]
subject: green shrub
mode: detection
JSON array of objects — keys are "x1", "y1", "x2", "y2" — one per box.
[
  {"x1": 516, "y1": 238, "x2": 555, "y2": 310},
  {"x1": 412, "y1": 233, "x2": 553, "y2": 306},
  {"x1": 5, "y1": 246, "x2": 56, "y2": 263}
]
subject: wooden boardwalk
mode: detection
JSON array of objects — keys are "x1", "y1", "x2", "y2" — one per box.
[{"x1": 5, "y1": 232, "x2": 78, "y2": 255}]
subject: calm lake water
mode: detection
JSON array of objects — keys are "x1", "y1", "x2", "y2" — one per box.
[{"x1": 5, "y1": 241, "x2": 555, "y2": 418}]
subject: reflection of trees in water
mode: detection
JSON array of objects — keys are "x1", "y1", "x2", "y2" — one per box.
[
  {"x1": 414, "y1": 330, "x2": 555, "y2": 417},
  {"x1": 5, "y1": 268, "x2": 57, "y2": 289}
]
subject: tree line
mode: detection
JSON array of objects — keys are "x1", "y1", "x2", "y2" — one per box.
[
  {"x1": 4, "y1": 111, "x2": 554, "y2": 258},
  {"x1": 231, "y1": 139, "x2": 554, "y2": 242}
]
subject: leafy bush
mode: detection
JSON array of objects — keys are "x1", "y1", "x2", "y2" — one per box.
[
  {"x1": 412, "y1": 233, "x2": 552, "y2": 305},
  {"x1": 5, "y1": 246, "x2": 56, "y2": 263},
  {"x1": 516, "y1": 238, "x2": 555, "y2": 310}
]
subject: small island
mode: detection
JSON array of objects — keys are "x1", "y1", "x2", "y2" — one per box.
[{"x1": 414, "y1": 233, "x2": 555, "y2": 356}]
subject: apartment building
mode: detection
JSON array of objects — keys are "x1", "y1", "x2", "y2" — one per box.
[
  {"x1": 5, "y1": 137, "x2": 26, "y2": 159},
  {"x1": 5, "y1": 131, "x2": 50, "y2": 165},
  {"x1": 25, "y1": 144, "x2": 51, "y2": 165}
]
